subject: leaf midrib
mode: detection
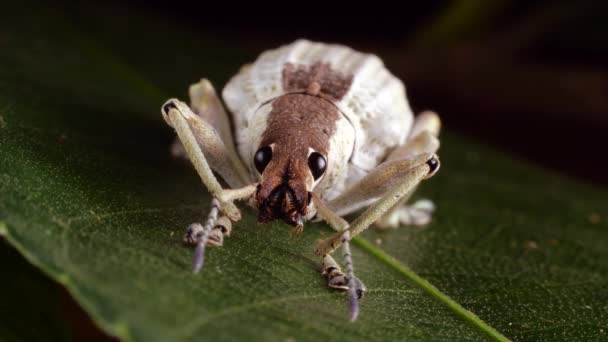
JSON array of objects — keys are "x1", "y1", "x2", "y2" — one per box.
[{"x1": 353, "y1": 237, "x2": 509, "y2": 341}]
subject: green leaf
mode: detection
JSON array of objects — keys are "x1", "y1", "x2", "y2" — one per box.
[{"x1": 1, "y1": 2, "x2": 607, "y2": 341}]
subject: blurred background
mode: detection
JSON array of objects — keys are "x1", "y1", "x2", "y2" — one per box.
[{"x1": 111, "y1": 0, "x2": 608, "y2": 185}]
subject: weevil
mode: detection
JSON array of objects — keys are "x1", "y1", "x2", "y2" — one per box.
[{"x1": 161, "y1": 40, "x2": 441, "y2": 321}]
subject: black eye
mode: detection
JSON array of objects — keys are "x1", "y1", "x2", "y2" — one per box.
[
  {"x1": 254, "y1": 146, "x2": 272, "y2": 174},
  {"x1": 308, "y1": 152, "x2": 327, "y2": 180}
]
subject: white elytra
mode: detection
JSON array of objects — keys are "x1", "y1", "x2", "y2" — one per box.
[{"x1": 222, "y1": 39, "x2": 414, "y2": 200}]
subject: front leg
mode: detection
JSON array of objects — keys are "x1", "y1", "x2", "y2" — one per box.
[
  {"x1": 316, "y1": 153, "x2": 439, "y2": 256},
  {"x1": 162, "y1": 100, "x2": 257, "y2": 272},
  {"x1": 184, "y1": 214, "x2": 232, "y2": 248},
  {"x1": 163, "y1": 99, "x2": 245, "y2": 219},
  {"x1": 164, "y1": 84, "x2": 251, "y2": 189},
  {"x1": 376, "y1": 111, "x2": 441, "y2": 228},
  {"x1": 311, "y1": 153, "x2": 438, "y2": 321},
  {"x1": 313, "y1": 193, "x2": 366, "y2": 321},
  {"x1": 329, "y1": 110, "x2": 440, "y2": 220}
]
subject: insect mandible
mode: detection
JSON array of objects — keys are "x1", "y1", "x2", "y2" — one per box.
[{"x1": 161, "y1": 40, "x2": 441, "y2": 321}]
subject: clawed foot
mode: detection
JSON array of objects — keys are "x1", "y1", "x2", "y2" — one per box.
[
  {"x1": 178, "y1": 187, "x2": 255, "y2": 273},
  {"x1": 208, "y1": 217, "x2": 232, "y2": 246},
  {"x1": 183, "y1": 222, "x2": 204, "y2": 245},
  {"x1": 322, "y1": 254, "x2": 349, "y2": 290},
  {"x1": 322, "y1": 255, "x2": 366, "y2": 299},
  {"x1": 183, "y1": 216, "x2": 233, "y2": 247},
  {"x1": 182, "y1": 199, "x2": 237, "y2": 273}
]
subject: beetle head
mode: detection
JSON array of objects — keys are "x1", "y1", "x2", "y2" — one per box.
[
  {"x1": 252, "y1": 94, "x2": 335, "y2": 229},
  {"x1": 254, "y1": 143, "x2": 327, "y2": 229}
]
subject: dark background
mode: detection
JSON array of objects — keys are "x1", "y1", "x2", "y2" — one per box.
[{"x1": 113, "y1": 0, "x2": 608, "y2": 185}]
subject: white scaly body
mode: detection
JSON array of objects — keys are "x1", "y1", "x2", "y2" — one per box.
[
  {"x1": 161, "y1": 39, "x2": 440, "y2": 322},
  {"x1": 223, "y1": 39, "x2": 414, "y2": 200}
]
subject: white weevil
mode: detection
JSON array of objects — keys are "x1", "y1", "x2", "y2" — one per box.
[{"x1": 161, "y1": 39, "x2": 440, "y2": 321}]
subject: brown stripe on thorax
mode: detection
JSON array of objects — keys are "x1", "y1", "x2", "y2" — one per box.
[
  {"x1": 261, "y1": 61, "x2": 354, "y2": 157},
  {"x1": 282, "y1": 62, "x2": 354, "y2": 101},
  {"x1": 260, "y1": 61, "x2": 355, "y2": 175},
  {"x1": 254, "y1": 62, "x2": 353, "y2": 225},
  {"x1": 260, "y1": 93, "x2": 339, "y2": 156}
]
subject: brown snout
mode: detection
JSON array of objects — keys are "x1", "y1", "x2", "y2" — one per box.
[{"x1": 256, "y1": 182, "x2": 309, "y2": 227}]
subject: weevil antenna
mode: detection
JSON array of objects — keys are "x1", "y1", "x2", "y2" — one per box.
[
  {"x1": 341, "y1": 231, "x2": 362, "y2": 321},
  {"x1": 192, "y1": 198, "x2": 220, "y2": 273}
]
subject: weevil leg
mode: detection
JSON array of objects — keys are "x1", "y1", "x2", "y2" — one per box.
[
  {"x1": 313, "y1": 193, "x2": 366, "y2": 321},
  {"x1": 184, "y1": 214, "x2": 232, "y2": 247},
  {"x1": 313, "y1": 113, "x2": 440, "y2": 316},
  {"x1": 184, "y1": 202, "x2": 239, "y2": 272},
  {"x1": 315, "y1": 152, "x2": 440, "y2": 256},
  {"x1": 172, "y1": 79, "x2": 249, "y2": 186},
  {"x1": 321, "y1": 254, "x2": 348, "y2": 290},
  {"x1": 189, "y1": 199, "x2": 220, "y2": 273},
  {"x1": 375, "y1": 110, "x2": 440, "y2": 228},
  {"x1": 162, "y1": 99, "x2": 257, "y2": 219},
  {"x1": 313, "y1": 158, "x2": 437, "y2": 317},
  {"x1": 162, "y1": 95, "x2": 251, "y2": 188},
  {"x1": 385, "y1": 111, "x2": 440, "y2": 163},
  {"x1": 327, "y1": 151, "x2": 438, "y2": 216},
  {"x1": 207, "y1": 216, "x2": 233, "y2": 247},
  {"x1": 184, "y1": 186, "x2": 254, "y2": 273},
  {"x1": 162, "y1": 99, "x2": 257, "y2": 272},
  {"x1": 328, "y1": 111, "x2": 441, "y2": 229},
  {"x1": 188, "y1": 79, "x2": 239, "y2": 157}
]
